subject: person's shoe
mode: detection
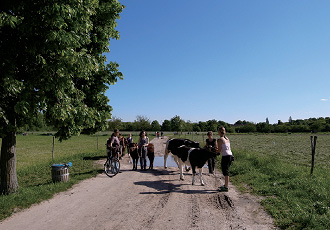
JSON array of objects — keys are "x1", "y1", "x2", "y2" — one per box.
[{"x1": 218, "y1": 186, "x2": 228, "y2": 192}]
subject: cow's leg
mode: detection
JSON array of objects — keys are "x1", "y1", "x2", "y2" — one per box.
[
  {"x1": 192, "y1": 166, "x2": 196, "y2": 185},
  {"x1": 173, "y1": 155, "x2": 180, "y2": 168},
  {"x1": 148, "y1": 156, "x2": 154, "y2": 169},
  {"x1": 164, "y1": 149, "x2": 169, "y2": 168},
  {"x1": 150, "y1": 156, "x2": 154, "y2": 169},
  {"x1": 179, "y1": 160, "x2": 184, "y2": 180},
  {"x1": 134, "y1": 158, "x2": 138, "y2": 170},
  {"x1": 199, "y1": 168, "x2": 205, "y2": 186}
]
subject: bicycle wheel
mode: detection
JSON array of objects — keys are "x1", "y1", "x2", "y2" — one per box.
[
  {"x1": 111, "y1": 158, "x2": 120, "y2": 175},
  {"x1": 104, "y1": 158, "x2": 115, "y2": 177}
]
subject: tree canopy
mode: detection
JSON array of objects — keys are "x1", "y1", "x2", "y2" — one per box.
[{"x1": 0, "y1": 0, "x2": 124, "y2": 194}]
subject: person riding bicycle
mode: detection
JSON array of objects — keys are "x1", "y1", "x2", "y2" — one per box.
[{"x1": 107, "y1": 129, "x2": 121, "y2": 159}]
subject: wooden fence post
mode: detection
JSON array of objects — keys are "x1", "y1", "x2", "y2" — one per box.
[
  {"x1": 52, "y1": 136, "x2": 55, "y2": 161},
  {"x1": 310, "y1": 135, "x2": 317, "y2": 175},
  {"x1": 97, "y1": 134, "x2": 99, "y2": 150}
]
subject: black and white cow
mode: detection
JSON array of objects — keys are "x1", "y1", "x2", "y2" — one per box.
[
  {"x1": 164, "y1": 138, "x2": 200, "y2": 169},
  {"x1": 175, "y1": 145, "x2": 219, "y2": 185}
]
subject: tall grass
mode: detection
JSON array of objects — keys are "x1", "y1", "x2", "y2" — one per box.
[{"x1": 172, "y1": 133, "x2": 330, "y2": 229}]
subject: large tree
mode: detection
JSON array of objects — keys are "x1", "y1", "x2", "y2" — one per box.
[
  {"x1": 134, "y1": 115, "x2": 151, "y2": 131},
  {"x1": 170, "y1": 115, "x2": 184, "y2": 132},
  {"x1": 0, "y1": 0, "x2": 124, "y2": 194}
]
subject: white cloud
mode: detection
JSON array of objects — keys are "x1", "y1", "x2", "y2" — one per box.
[{"x1": 321, "y1": 99, "x2": 328, "y2": 101}]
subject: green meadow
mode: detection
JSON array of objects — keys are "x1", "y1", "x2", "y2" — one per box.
[{"x1": 1, "y1": 132, "x2": 330, "y2": 229}]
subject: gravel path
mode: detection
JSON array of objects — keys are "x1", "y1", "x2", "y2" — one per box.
[{"x1": 0, "y1": 137, "x2": 277, "y2": 230}]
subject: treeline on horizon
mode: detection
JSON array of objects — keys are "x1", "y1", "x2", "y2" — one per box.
[{"x1": 21, "y1": 114, "x2": 330, "y2": 134}]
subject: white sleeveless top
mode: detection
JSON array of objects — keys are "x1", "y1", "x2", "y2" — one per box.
[{"x1": 221, "y1": 143, "x2": 232, "y2": 156}]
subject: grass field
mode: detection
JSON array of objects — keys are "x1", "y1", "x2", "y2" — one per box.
[{"x1": 1, "y1": 132, "x2": 330, "y2": 229}]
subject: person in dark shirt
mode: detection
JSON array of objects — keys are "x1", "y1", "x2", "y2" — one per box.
[{"x1": 205, "y1": 131, "x2": 217, "y2": 174}]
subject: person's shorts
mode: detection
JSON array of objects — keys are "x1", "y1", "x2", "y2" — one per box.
[{"x1": 221, "y1": 155, "x2": 233, "y2": 176}]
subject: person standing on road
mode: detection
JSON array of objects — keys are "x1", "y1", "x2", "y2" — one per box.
[
  {"x1": 127, "y1": 133, "x2": 133, "y2": 156},
  {"x1": 217, "y1": 126, "x2": 234, "y2": 192},
  {"x1": 205, "y1": 131, "x2": 217, "y2": 174},
  {"x1": 138, "y1": 130, "x2": 149, "y2": 171}
]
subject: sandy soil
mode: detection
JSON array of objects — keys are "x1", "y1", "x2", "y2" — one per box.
[{"x1": 0, "y1": 137, "x2": 278, "y2": 230}]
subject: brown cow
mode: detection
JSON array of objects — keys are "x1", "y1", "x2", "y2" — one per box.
[
  {"x1": 147, "y1": 143, "x2": 155, "y2": 170},
  {"x1": 129, "y1": 143, "x2": 139, "y2": 170}
]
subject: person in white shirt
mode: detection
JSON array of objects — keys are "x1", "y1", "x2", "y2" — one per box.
[{"x1": 217, "y1": 126, "x2": 234, "y2": 192}]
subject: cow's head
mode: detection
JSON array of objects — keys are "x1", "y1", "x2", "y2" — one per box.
[
  {"x1": 147, "y1": 143, "x2": 154, "y2": 152},
  {"x1": 129, "y1": 143, "x2": 138, "y2": 151},
  {"x1": 203, "y1": 145, "x2": 218, "y2": 155},
  {"x1": 184, "y1": 140, "x2": 200, "y2": 148}
]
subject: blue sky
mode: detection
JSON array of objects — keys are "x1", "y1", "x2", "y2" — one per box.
[{"x1": 105, "y1": 0, "x2": 330, "y2": 125}]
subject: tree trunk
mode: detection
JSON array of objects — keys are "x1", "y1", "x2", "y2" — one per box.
[{"x1": 0, "y1": 131, "x2": 19, "y2": 194}]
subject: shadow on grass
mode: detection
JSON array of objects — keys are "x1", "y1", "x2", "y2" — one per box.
[{"x1": 83, "y1": 156, "x2": 106, "y2": 161}]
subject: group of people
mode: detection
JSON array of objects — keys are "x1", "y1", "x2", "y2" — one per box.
[
  {"x1": 106, "y1": 126, "x2": 234, "y2": 192},
  {"x1": 155, "y1": 131, "x2": 164, "y2": 139},
  {"x1": 106, "y1": 129, "x2": 150, "y2": 170}
]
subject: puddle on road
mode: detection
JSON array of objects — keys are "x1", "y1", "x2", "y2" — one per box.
[
  {"x1": 135, "y1": 155, "x2": 208, "y2": 168},
  {"x1": 135, "y1": 155, "x2": 177, "y2": 167},
  {"x1": 153, "y1": 156, "x2": 177, "y2": 167}
]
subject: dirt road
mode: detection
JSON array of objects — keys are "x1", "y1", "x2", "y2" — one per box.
[{"x1": 0, "y1": 137, "x2": 277, "y2": 230}]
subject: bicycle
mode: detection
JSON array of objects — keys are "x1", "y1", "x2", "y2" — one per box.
[{"x1": 104, "y1": 147, "x2": 121, "y2": 177}]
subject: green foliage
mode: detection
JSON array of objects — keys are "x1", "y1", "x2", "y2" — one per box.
[
  {"x1": 0, "y1": 0, "x2": 124, "y2": 140},
  {"x1": 151, "y1": 120, "x2": 161, "y2": 131},
  {"x1": 1, "y1": 0, "x2": 124, "y2": 194},
  {"x1": 170, "y1": 115, "x2": 184, "y2": 132},
  {"x1": 134, "y1": 115, "x2": 151, "y2": 131},
  {"x1": 161, "y1": 120, "x2": 171, "y2": 131},
  {"x1": 107, "y1": 116, "x2": 123, "y2": 132}
]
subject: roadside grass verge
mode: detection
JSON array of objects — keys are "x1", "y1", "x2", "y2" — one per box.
[
  {"x1": 0, "y1": 134, "x2": 108, "y2": 221},
  {"x1": 171, "y1": 133, "x2": 330, "y2": 229},
  {"x1": 0, "y1": 131, "x2": 152, "y2": 221},
  {"x1": 230, "y1": 149, "x2": 330, "y2": 229}
]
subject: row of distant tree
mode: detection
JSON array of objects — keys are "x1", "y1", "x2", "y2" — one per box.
[{"x1": 22, "y1": 114, "x2": 330, "y2": 134}]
